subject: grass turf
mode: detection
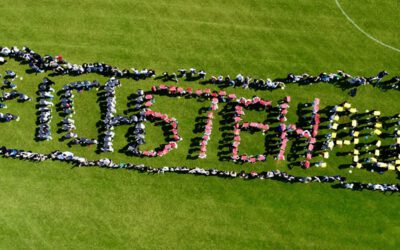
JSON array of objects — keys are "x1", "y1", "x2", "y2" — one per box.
[{"x1": 0, "y1": 0, "x2": 399, "y2": 248}]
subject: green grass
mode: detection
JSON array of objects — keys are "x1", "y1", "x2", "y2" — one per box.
[{"x1": 0, "y1": 0, "x2": 399, "y2": 249}]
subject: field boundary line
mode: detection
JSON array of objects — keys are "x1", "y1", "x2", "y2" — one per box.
[{"x1": 335, "y1": 0, "x2": 400, "y2": 53}]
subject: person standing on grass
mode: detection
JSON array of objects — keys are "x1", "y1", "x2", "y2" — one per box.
[
  {"x1": 178, "y1": 69, "x2": 186, "y2": 77},
  {"x1": 199, "y1": 70, "x2": 206, "y2": 79}
]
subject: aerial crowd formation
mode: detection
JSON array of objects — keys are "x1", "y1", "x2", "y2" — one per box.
[{"x1": 0, "y1": 45, "x2": 399, "y2": 193}]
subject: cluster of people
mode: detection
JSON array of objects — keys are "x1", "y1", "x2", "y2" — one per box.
[
  {"x1": 59, "y1": 91, "x2": 75, "y2": 116},
  {"x1": 61, "y1": 119, "x2": 76, "y2": 133},
  {"x1": 58, "y1": 80, "x2": 100, "y2": 145},
  {"x1": 242, "y1": 122, "x2": 269, "y2": 132},
  {"x1": 0, "y1": 112, "x2": 19, "y2": 122},
  {"x1": 143, "y1": 93, "x2": 154, "y2": 108},
  {"x1": 210, "y1": 74, "x2": 286, "y2": 90},
  {"x1": 342, "y1": 182, "x2": 399, "y2": 192},
  {"x1": 287, "y1": 71, "x2": 348, "y2": 84},
  {"x1": 162, "y1": 68, "x2": 206, "y2": 82},
  {"x1": 266, "y1": 71, "x2": 397, "y2": 89},
  {"x1": 148, "y1": 86, "x2": 237, "y2": 139},
  {"x1": 152, "y1": 84, "x2": 240, "y2": 104},
  {"x1": 69, "y1": 137, "x2": 98, "y2": 146},
  {"x1": 0, "y1": 46, "x2": 44, "y2": 74},
  {"x1": 98, "y1": 79, "x2": 150, "y2": 154},
  {"x1": 1, "y1": 144, "x2": 397, "y2": 193},
  {"x1": 140, "y1": 109, "x2": 180, "y2": 157},
  {"x1": 146, "y1": 87, "x2": 400, "y2": 173},
  {"x1": 60, "y1": 120, "x2": 77, "y2": 140},
  {"x1": 0, "y1": 70, "x2": 19, "y2": 92},
  {"x1": 276, "y1": 124, "x2": 289, "y2": 161},
  {"x1": 61, "y1": 80, "x2": 100, "y2": 92},
  {"x1": 156, "y1": 84, "x2": 187, "y2": 96},
  {"x1": 276, "y1": 96, "x2": 290, "y2": 122},
  {"x1": 231, "y1": 99, "x2": 271, "y2": 163},
  {"x1": 274, "y1": 97, "x2": 291, "y2": 161},
  {"x1": 181, "y1": 68, "x2": 207, "y2": 79},
  {"x1": 125, "y1": 89, "x2": 148, "y2": 155},
  {"x1": 199, "y1": 106, "x2": 216, "y2": 159},
  {"x1": 322, "y1": 102, "x2": 357, "y2": 152},
  {"x1": 2, "y1": 79, "x2": 17, "y2": 89},
  {"x1": 0, "y1": 46, "x2": 158, "y2": 78},
  {"x1": 1, "y1": 45, "x2": 400, "y2": 93},
  {"x1": 328, "y1": 102, "x2": 364, "y2": 168},
  {"x1": 0, "y1": 146, "x2": 48, "y2": 161},
  {"x1": 147, "y1": 87, "x2": 325, "y2": 166},
  {"x1": 207, "y1": 70, "x2": 400, "y2": 91},
  {"x1": 60, "y1": 117, "x2": 75, "y2": 133},
  {"x1": 297, "y1": 98, "x2": 320, "y2": 168},
  {"x1": 36, "y1": 78, "x2": 55, "y2": 140},
  {"x1": 1, "y1": 45, "x2": 399, "y2": 189},
  {"x1": 1, "y1": 70, "x2": 19, "y2": 89},
  {"x1": 99, "y1": 78, "x2": 122, "y2": 152},
  {"x1": 237, "y1": 96, "x2": 272, "y2": 109},
  {"x1": 319, "y1": 102, "x2": 400, "y2": 172},
  {"x1": 150, "y1": 85, "x2": 246, "y2": 160},
  {"x1": 360, "y1": 112, "x2": 400, "y2": 172},
  {"x1": 1, "y1": 90, "x2": 31, "y2": 102}
]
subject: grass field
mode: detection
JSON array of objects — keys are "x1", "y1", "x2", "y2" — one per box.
[{"x1": 0, "y1": 0, "x2": 399, "y2": 249}]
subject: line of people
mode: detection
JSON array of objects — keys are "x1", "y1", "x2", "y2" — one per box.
[
  {"x1": 2, "y1": 45, "x2": 399, "y2": 93},
  {"x1": 2, "y1": 45, "x2": 400, "y2": 94},
  {"x1": 125, "y1": 89, "x2": 148, "y2": 155},
  {"x1": 99, "y1": 78, "x2": 122, "y2": 152},
  {"x1": 36, "y1": 78, "x2": 54, "y2": 140},
  {"x1": 0, "y1": 145, "x2": 397, "y2": 193},
  {"x1": 58, "y1": 80, "x2": 100, "y2": 146},
  {"x1": 0, "y1": 112, "x2": 19, "y2": 122},
  {"x1": 1, "y1": 90, "x2": 31, "y2": 102},
  {"x1": 276, "y1": 97, "x2": 291, "y2": 161},
  {"x1": 198, "y1": 104, "x2": 216, "y2": 159}
]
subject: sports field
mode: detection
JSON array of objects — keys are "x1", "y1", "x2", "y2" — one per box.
[{"x1": 0, "y1": 0, "x2": 399, "y2": 249}]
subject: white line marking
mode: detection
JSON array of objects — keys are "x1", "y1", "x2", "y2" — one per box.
[{"x1": 335, "y1": 0, "x2": 400, "y2": 53}]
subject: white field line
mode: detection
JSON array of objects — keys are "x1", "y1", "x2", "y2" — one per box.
[{"x1": 335, "y1": 0, "x2": 400, "y2": 53}]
